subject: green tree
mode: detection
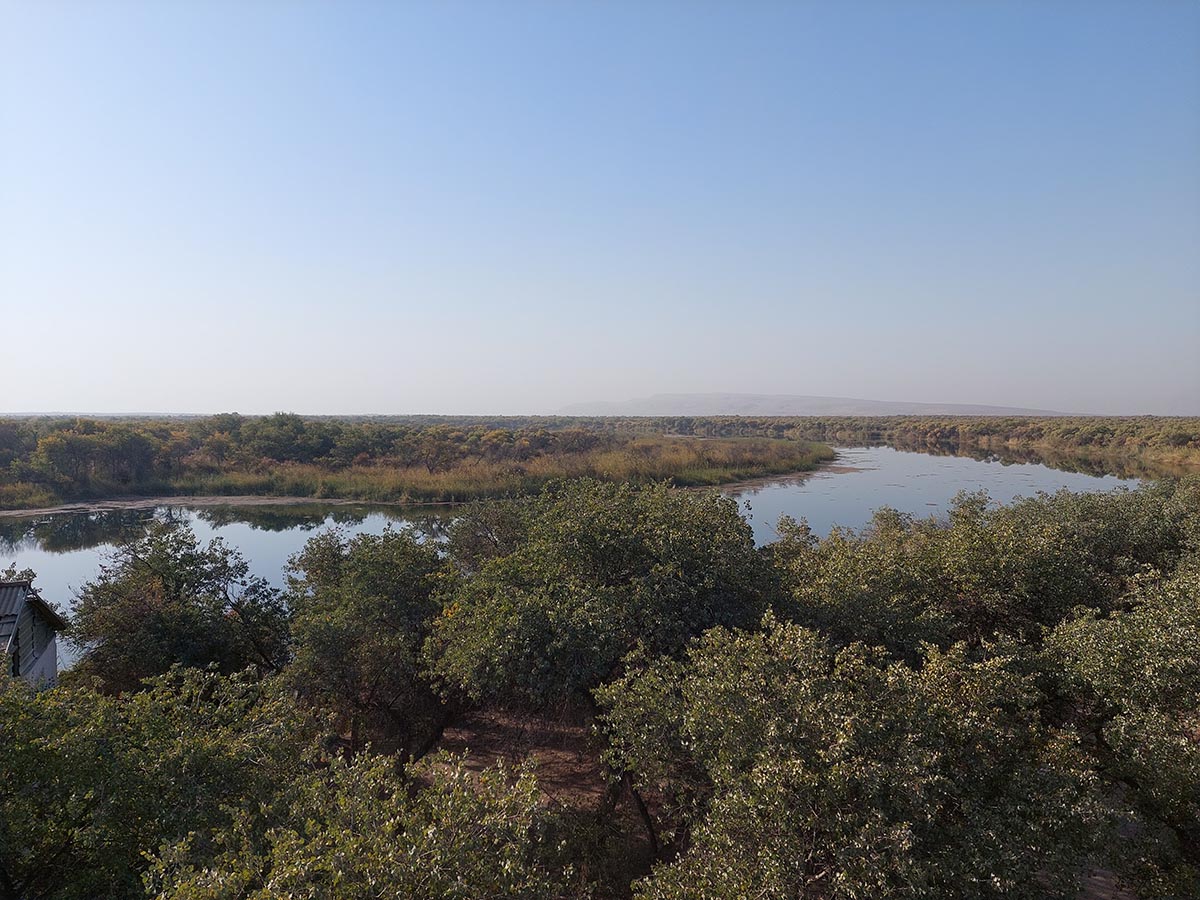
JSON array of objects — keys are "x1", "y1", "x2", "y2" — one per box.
[
  {"x1": 285, "y1": 527, "x2": 450, "y2": 757},
  {"x1": 771, "y1": 481, "x2": 1200, "y2": 660},
  {"x1": 443, "y1": 495, "x2": 534, "y2": 573},
  {"x1": 599, "y1": 616, "x2": 1101, "y2": 899},
  {"x1": 429, "y1": 479, "x2": 775, "y2": 711},
  {"x1": 146, "y1": 753, "x2": 563, "y2": 900},
  {"x1": 70, "y1": 524, "x2": 289, "y2": 692},
  {"x1": 1045, "y1": 569, "x2": 1200, "y2": 897},
  {"x1": 0, "y1": 669, "x2": 313, "y2": 900}
]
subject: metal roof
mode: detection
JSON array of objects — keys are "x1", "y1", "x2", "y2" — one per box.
[
  {"x1": 0, "y1": 580, "x2": 68, "y2": 635},
  {"x1": 0, "y1": 581, "x2": 31, "y2": 620}
]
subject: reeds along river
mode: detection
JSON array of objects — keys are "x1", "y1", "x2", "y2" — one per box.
[{"x1": 3, "y1": 445, "x2": 1140, "y2": 666}]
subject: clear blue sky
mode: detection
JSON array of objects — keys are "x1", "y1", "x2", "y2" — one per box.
[{"x1": 2, "y1": 1, "x2": 1197, "y2": 414}]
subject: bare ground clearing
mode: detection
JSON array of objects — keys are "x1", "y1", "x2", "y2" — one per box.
[{"x1": 439, "y1": 709, "x2": 609, "y2": 807}]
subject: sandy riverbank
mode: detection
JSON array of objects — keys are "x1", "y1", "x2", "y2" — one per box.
[{"x1": 0, "y1": 494, "x2": 420, "y2": 519}]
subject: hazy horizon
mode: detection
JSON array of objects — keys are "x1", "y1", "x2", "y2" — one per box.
[
  {"x1": 0, "y1": 388, "x2": 1188, "y2": 418},
  {"x1": 3, "y1": 2, "x2": 1198, "y2": 416}
]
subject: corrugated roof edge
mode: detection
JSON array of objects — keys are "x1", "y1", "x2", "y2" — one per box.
[
  {"x1": 27, "y1": 593, "x2": 68, "y2": 632},
  {"x1": 0, "y1": 580, "x2": 69, "y2": 632}
]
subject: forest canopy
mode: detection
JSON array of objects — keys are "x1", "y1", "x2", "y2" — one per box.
[{"x1": 2, "y1": 474, "x2": 1198, "y2": 898}]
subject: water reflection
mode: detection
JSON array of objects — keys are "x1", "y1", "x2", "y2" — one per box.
[
  {"x1": 880, "y1": 439, "x2": 1170, "y2": 480},
  {"x1": 0, "y1": 445, "x2": 1162, "y2": 673},
  {"x1": 0, "y1": 442, "x2": 1166, "y2": 605},
  {"x1": 194, "y1": 504, "x2": 379, "y2": 534},
  {"x1": 0, "y1": 444, "x2": 1166, "y2": 559},
  {"x1": 0, "y1": 508, "x2": 181, "y2": 555},
  {"x1": 0, "y1": 503, "x2": 453, "y2": 556},
  {"x1": 725, "y1": 446, "x2": 1139, "y2": 545}
]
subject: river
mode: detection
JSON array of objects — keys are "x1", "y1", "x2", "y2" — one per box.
[{"x1": 2, "y1": 445, "x2": 1140, "y2": 666}]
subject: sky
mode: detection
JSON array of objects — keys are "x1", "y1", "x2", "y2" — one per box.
[{"x1": 2, "y1": 1, "x2": 1198, "y2": 415}]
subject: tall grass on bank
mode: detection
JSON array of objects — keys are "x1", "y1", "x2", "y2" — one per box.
[
  {"x1": 174, "y1": 437, "x2": 835, "y2": 503},
  {"x1": 3, "y1": 437, "x2": 834, "y2": 508}
]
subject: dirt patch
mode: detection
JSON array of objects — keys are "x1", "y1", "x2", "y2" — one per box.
[
  {"x1": 1081, "y1": 868, "x2": 1137, "y2": 900},
  {"x1": 438, "y1": 709, "x2": 608, "y2": 807},
  {"x1": 436, "y1": 710, "x2": 657, "y2": 897}
]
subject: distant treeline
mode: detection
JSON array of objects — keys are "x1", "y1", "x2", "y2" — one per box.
[
  {"x1": 0, "y1": 414, "x2": 832, "y2": 509},
  {"x1": 627, "y1": 415, "x2": 1200, "y2": 474},
  {"x1": 619, "y1": 415, "x2": 1200, "y2": 460},
  {"x1": 2, "y1": 413, "x2": 1196, "y2": 510}
]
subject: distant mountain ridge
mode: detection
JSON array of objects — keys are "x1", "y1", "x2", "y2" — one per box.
[{"x1": 559, "y1": 393, "x2": 1063, "y2": 417}]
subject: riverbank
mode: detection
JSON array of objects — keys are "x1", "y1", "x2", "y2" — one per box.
[
  {"x1": 0, "y1": 432, "x2": 835, "y2": 512},
  {"x1": 0, "y1": 494, "x2": 401, "y2": 519},
  {"x1": 0, "y1": 450, "x2": 840, "y2": 519}
]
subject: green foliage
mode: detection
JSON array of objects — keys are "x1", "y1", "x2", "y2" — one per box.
[
  {"x1": 0, "y1": 414, "x2": 832, "y2": 508},
  {"x1": 1046, "y1": 569, "x2": 1200, "y2": 897},
  {"x1": 0, "y1": 669, "x2": 314, "y2": 900},
  {"x1": 444, "y1": 495, "x2": 535, "y2": 573},
  {"x1": 429, "y1": 479, "x2": 774, "y2": 710},
  {"x1": 0, "y1": 563, "x2": 38, "y2": 583},
  {"x1": 69, "y1": 524, "x2": 289, "y2": 692},
  {"x1": 4, "y1": 469, "x2": 1198, "y2": 896},
  {"x1": 2, "y1": 668, "x2": 564, "y2": 900},
  {"x1": 599, "y1": 617, "x2": 1101, "y2": 899},
  {"x1": 5, "y1": 411, "x2": 1197, "y2": 510},
  {"x1": 771, "y1": 479, "x2": 1200, "y2": 659},
  {"x1": 699, "y1": 414, "x2": 1200, "y2": 475},
  {"x1": 285, "y1": 527, "x2": 451, "y2": 757},
  {"x1": 146, "y1": 753, "x2": 564, "y2": 900}
]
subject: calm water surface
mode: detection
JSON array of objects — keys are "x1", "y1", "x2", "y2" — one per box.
[
  {"x1": 2, "y1": 446, "x2": 1140, "y2": 667},
  {"x1": 726, "y1": 446, "x2": 1136, "y2": 545}
]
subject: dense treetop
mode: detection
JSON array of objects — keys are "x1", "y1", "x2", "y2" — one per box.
[
  {"x1": 430, "y1": 480, "x2": 772, "y2": 710},
  {"x1": 1, "y1": 473, "x2": 1198, "y2": 898}
]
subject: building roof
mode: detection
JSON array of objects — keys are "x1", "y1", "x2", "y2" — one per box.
[
  {"x1": 0, "y1": 580, "x2": 68, "y2": 636},
  {"x1": 0, "y1": 581, "x2": 31, "y2": 621}
]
